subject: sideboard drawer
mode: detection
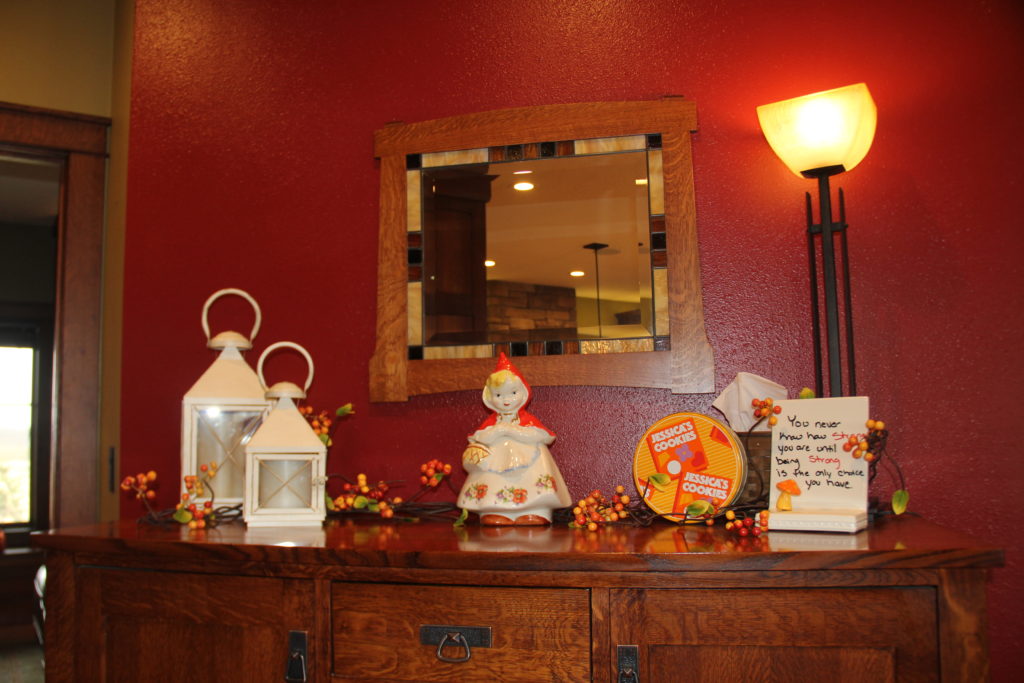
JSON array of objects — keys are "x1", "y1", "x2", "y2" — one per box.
[{"x1": 331, "y1": 582, "x2": 590, "y2": 682}]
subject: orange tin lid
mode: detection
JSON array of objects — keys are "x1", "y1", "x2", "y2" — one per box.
[{"x1": 632, "y1": 412, "x2": 747, "y2": 522}]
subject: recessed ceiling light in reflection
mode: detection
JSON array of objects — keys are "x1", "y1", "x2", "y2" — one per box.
[
  {"x1": 635, "y1": 178, "x2": 648, "y2": 185},
  {"x1": 513, "y1": 181, "x2": 534, "y2": 191},
  {"x1": 569, "y1": 270, "x2": 585, "y2": 277},
  {"x1": 484, "y1": 260, "x2": 496, "y2": 267}
]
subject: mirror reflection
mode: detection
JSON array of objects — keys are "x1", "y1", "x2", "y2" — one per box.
[{"x1": 419, "y1": 148, "x2": 661, "y2": 349}]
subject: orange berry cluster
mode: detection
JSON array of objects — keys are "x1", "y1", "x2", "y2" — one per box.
[
  {"x1": 120, "y1": 470, "x2": 158, "y2": 502},
  {"x1": 333, "y1": 473, "x2": 400, "y2": 517},
  {"x1": 300, "y1": 405, "x2": 334, "y2": 443},
  {"x1": 843, "y1": 418, "x2": 887, "y2": 462},
  {"x1": 176, "y1": 496, "x2": 215, "y2": 529},
  {"x1": 420, "y1": 459, "x2": 453, "y2": 488},
  {"x1": 572, "y1": 486, "x2": 631, "y2": 531},
  {"x1": 724, "y1": 508, "x2": 769, "y2": 537},
  {"x1": 177, "y1": 462, "x2": 219, "y2": 529},
  {"x1": 331, "y1": 461, "x2": 452, "y2": 520},
  {"x1": 182, "y1": 461, "x2": 218, "y2": 498},
  {"x1": 751, "y1": 397, "x2": 782, "y2": 426}
]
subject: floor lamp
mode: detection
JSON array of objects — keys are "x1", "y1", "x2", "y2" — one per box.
[{"x1": 757, "y1": 83, "x2": 877, "y2": 397}]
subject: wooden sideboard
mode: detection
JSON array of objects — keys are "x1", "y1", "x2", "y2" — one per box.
[{"x1": 31, "y1": 514, "x2": 1001, "y2": 682}]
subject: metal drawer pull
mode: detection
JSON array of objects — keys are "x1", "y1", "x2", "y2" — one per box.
[
  {"x1": 436, "y1": 631, "x2": 471, "y2": 663},
  {"x1": 617, "y1": 644, "x2": 639, "y2": 683},
  {"x1": 420, "y1": 624, "x2": 492, "y2": 664},
  {"x1": 285, "y1": 630, "x2": 308, "y2": 682}
]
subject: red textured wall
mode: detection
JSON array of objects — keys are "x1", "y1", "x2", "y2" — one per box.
[{"x1": 122, "y1": 1, "x2": 1023, "y2": 677}]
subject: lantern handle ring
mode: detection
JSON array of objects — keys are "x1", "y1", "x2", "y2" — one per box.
[
  {"x1": 257, "y1": 341, "x2": 315, "y2": 393},
  {"x1": 202, "y1": 288, "x2": 262, "y2": 344}
]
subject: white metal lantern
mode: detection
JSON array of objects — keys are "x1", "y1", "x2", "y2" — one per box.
[
  {"x1": 181, "y1": 288, "x2": 271, "y2": 506},
  {"x1": 244, "y1": 341, "x2": 327, "y2": 527}
]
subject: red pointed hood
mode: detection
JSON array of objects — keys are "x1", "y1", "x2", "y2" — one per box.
[{"x1": 473, "y1": 352, "x2": 554, "y2": 437}]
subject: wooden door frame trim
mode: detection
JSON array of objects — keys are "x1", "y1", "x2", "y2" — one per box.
[{"x1": 1, "y1": 101, "x2": 110, "y2": 528}]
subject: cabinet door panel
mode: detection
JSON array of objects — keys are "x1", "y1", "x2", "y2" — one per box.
[
  {"x1": 78, "y1": 567, "x2": 315, "y2": 682},
  {"x1": 331, "y1": 582, "x2": 589, "y2": 682},
  {"x1": 611, "y1": 587, "x2": 936, "y2": 683}
]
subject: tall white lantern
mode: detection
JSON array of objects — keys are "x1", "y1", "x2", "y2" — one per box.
[
  {"x1": 181, "y1": 288, "x2": 271, "y2": 506},
  {"x1": 244, "y1": 341, "x2": 327, "y2": 527}
]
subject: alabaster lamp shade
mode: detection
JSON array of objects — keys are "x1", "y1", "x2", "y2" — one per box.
[{"x1": 757, "y1": 83, "x2": 877, "y2": 177}]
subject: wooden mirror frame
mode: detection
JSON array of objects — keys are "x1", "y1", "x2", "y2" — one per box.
[{"x1": 370, "y1": 98, "x2": 714, "y2": 402}]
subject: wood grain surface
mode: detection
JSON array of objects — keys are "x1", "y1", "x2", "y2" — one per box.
[
  {"x1": 32, "y1": 515, "x2": 1001, "y2": 682},
  {"x1": 369, "y1": 98, "x2": 715, "y2": 401}
]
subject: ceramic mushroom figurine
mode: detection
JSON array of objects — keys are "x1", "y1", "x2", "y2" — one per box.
[
  {"x1": 458, "y1": 353, "x2": 572, "y2": 525},
  {"x1": 776, "y1": 479, "x2": 801, "y2": 511}
]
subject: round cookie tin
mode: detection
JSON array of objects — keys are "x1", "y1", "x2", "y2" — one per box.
[{"x1": 632, "y1": 412, "x2": 747, "y2": 522}]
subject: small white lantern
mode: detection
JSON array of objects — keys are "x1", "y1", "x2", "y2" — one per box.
[
  {"x1": 181, "y1": 288, "x2": 271, "y2": 505},
  {"x1": 244, "y1": 341, "x2": 327, "y2": 527}
]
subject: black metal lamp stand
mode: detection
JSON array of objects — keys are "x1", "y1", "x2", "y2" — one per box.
[
  {"x1": 583, "y1": 242, "x2": 608, "y2": 337},
  {"x1": 803, "y1": 165, "x2": 856, "y2": 398}
]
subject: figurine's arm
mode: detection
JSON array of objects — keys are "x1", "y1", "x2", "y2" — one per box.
[
  {"x1": 473, "y1": 424, "x2": 553, "y2": 446},
  {"x1": 521, "y1": 424, "x2": 555, "y2": 445}
]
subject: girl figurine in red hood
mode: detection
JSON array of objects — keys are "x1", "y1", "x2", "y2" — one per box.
[{"x1": 458, "y1": 353, "x2": 572, "y2": 525}]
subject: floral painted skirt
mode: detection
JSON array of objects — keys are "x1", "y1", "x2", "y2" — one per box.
[{"x1": 458, "y1": 441, "x2": 571, "y2": 522}]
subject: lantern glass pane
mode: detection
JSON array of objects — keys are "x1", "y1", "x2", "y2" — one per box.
[
  {"x1": 258, "y1": 459, "x2": 312, "y2": 509},
  {"x1": 195, "y1": 408, "x2": 263, "y2": 499}
]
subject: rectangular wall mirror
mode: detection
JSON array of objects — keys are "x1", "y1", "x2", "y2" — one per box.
[
  {"x1": 370, "y1": 99, "x2": 714, "y2": 401},
  {"x1": 419, "y1": 140, "x2": 661, "y2": 352}
]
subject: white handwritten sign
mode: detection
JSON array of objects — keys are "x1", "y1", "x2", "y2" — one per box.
[{"x1": 769, "y1": 397, "x2": 869, "y2": 532}]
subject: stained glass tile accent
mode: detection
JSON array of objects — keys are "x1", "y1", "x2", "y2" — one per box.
[
  {"x1": 407, "y1": 170, "x2": 421, "y2": 232},
  {"x1": 406, "y1": 154, "x2": 422, "y2": 169},
  {"x1": 405, "y1": 132, "x2": 676, "y2": 360},
  {"x1": 575, "y1": 135, "x2": 646, "y2": 155},
  {"x1": 648, "y1": 149, "x2": 664, "y2": 215},
  {"x1": 424, "y1": 345, "x2": 493, "y2": 360},
  {"x1": 580, "y1": 338, "x2": 655, "y2": 354},
  {"x1": 408, "y1": 282, "x2": 422, "y2": 346},
  {"x1": 408, "y1": 232, "x2": 424, "y2": 280},
  {"x1": 654, "y1": 269, "x2": 669, "y2": 336},
  {"x1": 422, "y1": 148, "x2": 488, "y2": 167},
  {"x1": 654, "y1": 336, "x2": 671, "y2": 351}
]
